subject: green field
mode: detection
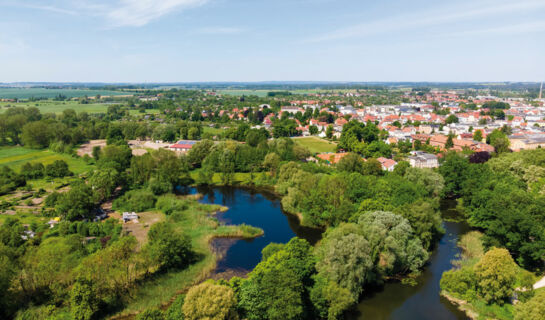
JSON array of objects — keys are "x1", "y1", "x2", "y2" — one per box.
[
  {"x1": 203, "y1": 125, "x2": 225, "y2": 136},
  {"x1": 0, "y1": 88, "x2": 131, "y2": 99},
  {"x1": 0, "y1": 146, "x2": 93, "y2": 174},
  {"x1": 0, "y1": 100, "x2": 111, "y2": 114},
  {"x1": 293, "y1": 136, "x2": 337, "y2": 153}
]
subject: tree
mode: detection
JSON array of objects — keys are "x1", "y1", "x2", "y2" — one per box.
[
  {"x1": 309, "y1": 125, "x2": 318, "y2": 135},
  {"x1": 0, "y1": 244, "x2": 16, "y2": 318},
  {"x1": 393, "y1": 161, "x2": 410, "y2": 176},
  {"x1": 445, "y1": 134, "x2": 454, "y2": 149},
  {"x1": 474, "y1": 248, "x2": 517, "y2": 304},
  {"x1": 357, "y1": 211, "x2": 428, "y2": 275},
  {"x1": 336, "y1": 153, "x2": 364, "y2": 173},
  {"x1": 89, "y1": 167, "x2": 119, "y2": 202},
  {"x1": 515, "y1": 289, "x2": 545, "y2": 320},
  {"x1": 469, "y1": 151, "x2": 491, "y2": 164},
  {"x1": 99, "y1": 144, "x2": 132, "y2": 171},
  {"x1": 473, "y1": 130, "x2": 483, "y2": 142},
  {"x1": 362, "y1": 158, "x2": 382, "y2": 176},
  {"x1": 316, "y1": 233, "x2": 373, "y2": 299},
  {"x1": 187, "y1": 140, "x2": 213, "y2": 168},
  {"x1": 70, "y1": 279, "x2": 100, "y2": 320},
  {"x1": 326, "y1": 125, "x2": 333, "y2": 139},
  {"x1": 239, "y1": 238, "x2": 314, "y2": 320},
  {"x1": 21, "y1": 121, "x2": 51, "y2": 148},
  {"x1": 439, "y1": 153, "x2": 470, "y2": 198},
  {"x1": 45, "y1": 160, "x2": 72, "y2": 178},
  {"x1": 245, "y1": 129, "x2": 268, "y2": 147},
  {"x1": 263, "y1": 153, "x2": 281, "y2": 176},
  {"x1": 445, "y1": 114, "x2": 459, "y2": 124},
  {"x1": 396, "y1": 200, "x2": 443, "y2": 250},
  {"x1": 487, "y1": 129, "x2": 510, "y2": 154},
  {"x1": 92, "y1": 146, "x2": 101, "y2": 160},
  {"x1": 310, "y1": 275, "x2": 355, "y2": 320},
  {"x1": 403, "y1": 167, "x2": 444, "y2": 197},
  {"x1": 56, "y1": 182, "x2": 96, "y2": 221},
  {"x1": 146, "y1": 222, "x2": 193, "y2": 270},
  {"x1": 183, "y1": 282, "x2": 238, "y2": 320}
]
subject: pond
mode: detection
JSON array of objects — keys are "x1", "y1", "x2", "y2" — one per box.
[
  {"x1": 179, "y1": 185, "x2": 322, "y2": 273},
  {"x1": 181, "y1": 186, "x2": 469, "y2": 319}
]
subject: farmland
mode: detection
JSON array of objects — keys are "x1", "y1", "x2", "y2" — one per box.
[
  {"x1": 0, "y1": 146, "x2": 93, "y2": 174},
  {"x1": 0, "y1": 100, "x2": 113, "y2": 114},
  {"x1": 0, "y1": 88, "x2": 131, "y2": 99},
  {"x1": 293, "y1": 136, "x2": 337, "y2": 153}
]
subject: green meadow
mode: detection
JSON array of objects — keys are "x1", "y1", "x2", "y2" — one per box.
[
  {"x1": 0, "y1": 100, "x2": 112, "y2": 114},
  {"x1": 293, "y1": 136, "x2": 337, "y2": 154},
  {"x1": 0, "y1": 88, "x2": 130, "y2": 99},
  {"x1": 0, "y1": 146, "x2": 93, "y2": 174}
]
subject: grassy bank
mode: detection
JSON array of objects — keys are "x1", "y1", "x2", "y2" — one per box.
[
  {"x1": 114, "y1": 196, "x2": 263, "y2": 318},
  {"x1": 441, "y1": 231, "x2": 536, "y2": 320}
]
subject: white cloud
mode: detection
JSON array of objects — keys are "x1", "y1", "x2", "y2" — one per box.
[
  {"x1": 105, "y1": 0, "x2": 209, "y2": 27},
  {"x1": 3, "y1": 0, "x2": 210, "y2": 27},
  {"x1": 307, "y1": 0, "x2": 545, "y2": 42}
]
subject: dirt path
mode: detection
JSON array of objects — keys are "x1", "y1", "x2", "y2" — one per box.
[{"x1": 534, "y1": 276, "x2": 545, "y2": 289}]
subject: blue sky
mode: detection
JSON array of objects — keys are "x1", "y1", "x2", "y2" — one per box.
[{"x1": 0, "y1": 0, "x2": 544, "y2": 82}]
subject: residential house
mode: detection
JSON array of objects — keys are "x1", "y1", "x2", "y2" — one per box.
[
  {"x1": 377, "y1": 157, "x2": 397, "y2": 171},
  {"x1": 169, "y1": 140, "x2": 198, "y2": 152},
  {"x1": 408, "y1": 151, "x2": 439, "y2": 168}
]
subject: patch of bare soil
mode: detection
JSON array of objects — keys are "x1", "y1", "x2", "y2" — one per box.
[
  {"x1": 121, "y1": 211, "x2": 165, "y2": 250},
  {"x1": 77, "y1": 140, "x2": 106, "y2": 157}
]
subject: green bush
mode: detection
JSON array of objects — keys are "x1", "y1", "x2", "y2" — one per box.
[
  {"x1": 156, "y1": 194, "x2": 188, "y2": 215},
  {"x1": 45, "y1": 160, "x2": 72, "y2": 178},
  {"x1": 113, "y1": 189, "x2": 156, "y2": 212},
  {"x1": 440, "y1": 267, "x2": 477, "y2": 301}
]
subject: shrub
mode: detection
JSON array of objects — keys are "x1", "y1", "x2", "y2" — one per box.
[
  {"x1": 45, "y1": 160, "x2": 72, "y2": 178},
  {"x1": 113, "y1": 189, "x2": 156, "y2": 212},
  {"x1": 155, "y1": 195, "x2": 188, "y2": 215},
  {"x1": 182, "y1": 282, "x2": 238, "y2": 320}
]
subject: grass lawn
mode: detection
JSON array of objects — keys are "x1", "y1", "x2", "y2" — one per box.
[
  {"x1": 293, "y1": 136, "x2": 337, "y2": 154},
  {"x1": 0, "y1": 146, "x2": 94, "y2": 174},
  {"x1": 203, "y1": 126, "x2": 225, "y2": 136},
  {"x1": 0, "y1": 100, "x2": 110, "y2": 114}
]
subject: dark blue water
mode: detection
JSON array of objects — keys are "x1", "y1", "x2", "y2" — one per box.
[{"x1": 180, "y1": 186, "x2": 322, "y2": 273}]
